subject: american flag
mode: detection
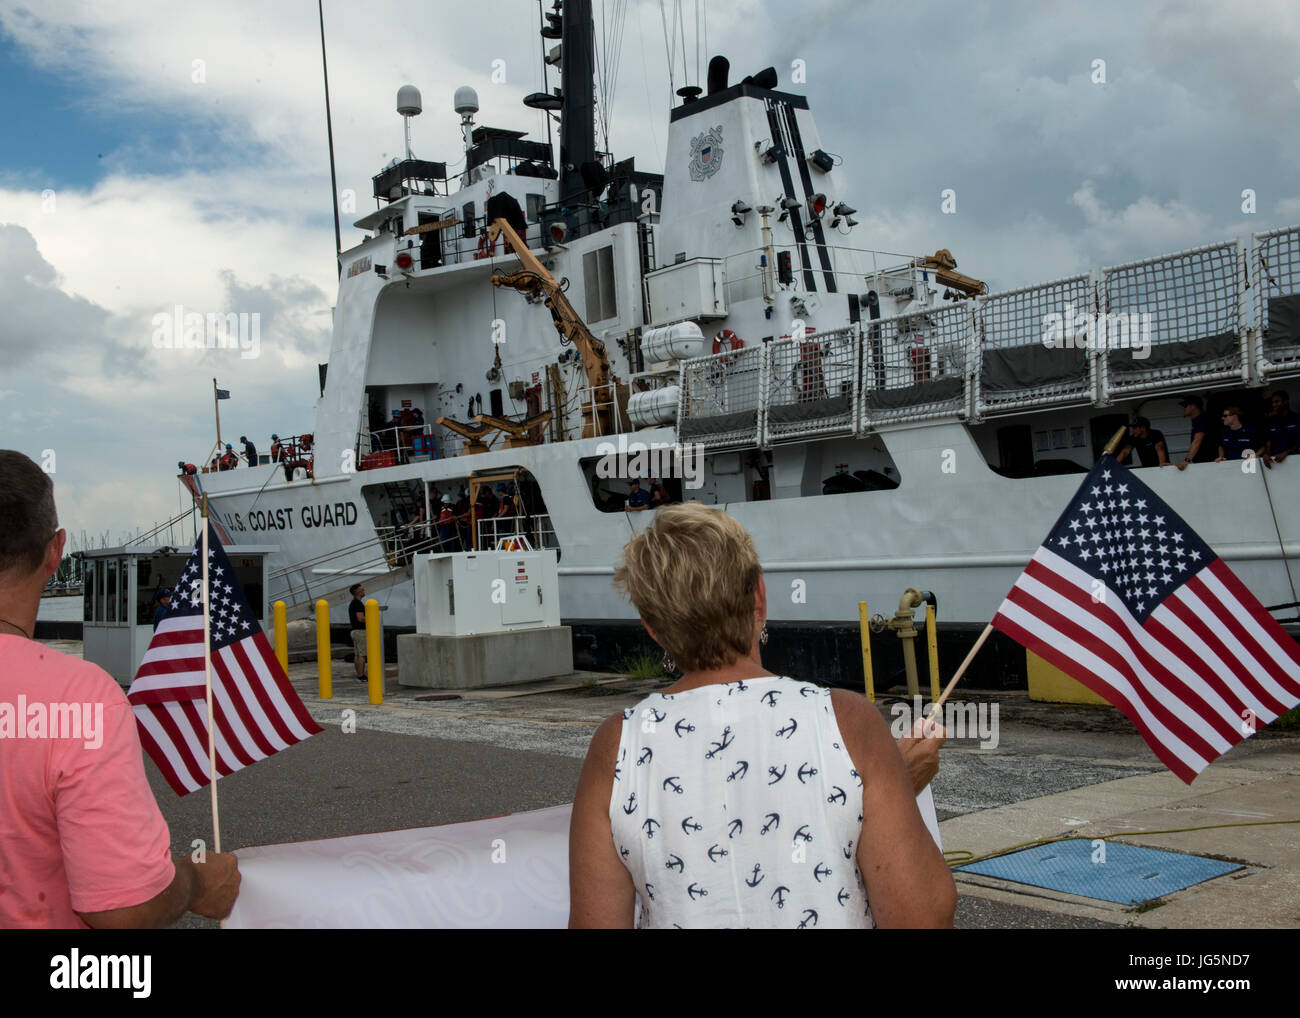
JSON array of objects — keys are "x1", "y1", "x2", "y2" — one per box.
[
  {"x1": 993, "y1": 454, "x2": 1300, "y2": 783},
  {"x1": 127, "y1": 524, "x2": 321, "y2": 795}
]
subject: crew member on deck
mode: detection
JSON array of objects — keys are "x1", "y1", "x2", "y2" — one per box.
[
  {"x1": 218, "y1": 444, "x2": 239, "y2": 471},
  {"x1": 1215, "y1": 407, "x2": 1257, "y2": 462},
  {"x1": 455, "y1": 488, "x2": 471, "y2": 549},
  {"x1": 1116, "y1": 417, "x2": 1170, "y2": 468},
  {"x1": 239, "y1": 436, "x2": 258, "y2": 467},
  {"x1": 437, "y1": 495, "x2": 461, "y2": 552},
  {"x1": 625, "y1": 478, "x2": 651, "y2": 511},
  {"x1": 177, "y1": 461, "x2": 197, "y2": 476},
  {"x1": 1261, "y1": 390, "x2": 1300, "y2": 467},
  {"x1": 495, "y1": 483, "x2": 517, "y2": 518},
  {"x1": 1175, "y1": 396, "x2": 1215, "y2": 470}
]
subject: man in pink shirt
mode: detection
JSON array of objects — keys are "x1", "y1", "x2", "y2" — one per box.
[{"x1": 0, "y1": 450, "x2": 240, "y2": 928}]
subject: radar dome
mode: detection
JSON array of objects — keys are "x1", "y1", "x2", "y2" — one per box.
[
  {"x1": 453, "y1": 86, "x2": 479, "y2": 116},
  {"x1": 396, "y1": 85, "x2": 422, "y2": 116}
]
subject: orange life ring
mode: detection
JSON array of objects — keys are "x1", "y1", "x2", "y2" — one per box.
[
  {"x1": 475, "y1": 232, "x2": 498, "y2": 260},
  {"x1": 712, "y1": 329, "x2": 744, "y2": 364}
]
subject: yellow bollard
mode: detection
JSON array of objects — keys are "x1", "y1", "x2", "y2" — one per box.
[
  {"x1": 366, "y1": 598, "x2": 383, "y2": 705},
  {"x1": 926, "y1": 603, "x2": 941, "y2": 703},
  {"x1": 273, "y1": 600, "x2": 289, "y2": 678},
  {"x1": 858, "y1": 601, "x2": 875, "y2": 702},
  {"x1": 315, "y1": 600, "x2": 332, "y2": 700}
]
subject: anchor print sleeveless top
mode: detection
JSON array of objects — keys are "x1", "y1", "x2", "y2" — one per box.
[{"x1": 609, "y1": 676, "x2": 872, "y2": 929}]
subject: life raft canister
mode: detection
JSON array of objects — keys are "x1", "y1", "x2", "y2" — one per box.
[{"x1": 712, "y1": 329, "x2": 744, "y2": 364}]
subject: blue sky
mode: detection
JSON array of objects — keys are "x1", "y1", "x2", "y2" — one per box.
[{"x1": 1, "y1": 0, "x2": 1298, "y2": 550}]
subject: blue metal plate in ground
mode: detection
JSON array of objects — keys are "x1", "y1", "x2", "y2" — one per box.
[{"x1": 955, "y1": 839, "x2": 1241, "y2": 904}]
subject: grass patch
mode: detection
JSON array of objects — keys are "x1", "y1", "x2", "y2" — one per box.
[
  {"x1": 1131, "y1": 897, "x2": 1166, "y2": 914},
  {"x1": 1272, "y1": 705, "x2": 1300, "y2": 731},
  {"x1": 618, "y1": 649, "x2": 669, "y2": 680}
]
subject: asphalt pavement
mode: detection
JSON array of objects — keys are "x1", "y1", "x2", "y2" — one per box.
[{"x1": 121, "y1": 654, "x2": 1297, "y2": 930}]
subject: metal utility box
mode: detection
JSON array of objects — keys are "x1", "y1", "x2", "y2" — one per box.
[
  {"x1": 413, "y1": 550, "x2": 560, "y2": 637},
  {"x1": 78, "y1": 543, "x2": 276, "y2": 687},
  {"x1": 645, "y1": 257, "x2": 727, "y2": 325}
]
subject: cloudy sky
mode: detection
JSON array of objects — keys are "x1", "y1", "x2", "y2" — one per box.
[{"x1": 2, "y1": 0, "x2": 1298, "y2": 549}]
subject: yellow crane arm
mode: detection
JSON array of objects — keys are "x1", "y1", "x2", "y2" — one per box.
[{"x1": 487, "y1": 218, "x2": 613, "y2": 426}]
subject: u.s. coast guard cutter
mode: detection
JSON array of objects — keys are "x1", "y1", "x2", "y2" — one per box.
[{"x1": 189, "y1": 0, "x2": 1300, "y2": 677}]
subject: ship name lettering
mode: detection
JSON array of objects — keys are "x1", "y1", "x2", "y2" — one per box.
[
  {"x1": 300, "y1": 501, "x2": 359, "y2": 528},
  {"x1": 245, "y1": 508, "x2": 295, "y2": 531}
]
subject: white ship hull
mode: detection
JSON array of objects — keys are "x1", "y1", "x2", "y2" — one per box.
[{"x1": 200, "y1": 418, "x2": 1300, "y2": 631}]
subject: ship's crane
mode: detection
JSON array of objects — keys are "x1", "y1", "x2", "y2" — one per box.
[
  {"x1": 919, "y1": 249, "x2": 987, "y2": 298},
  {"x1": 487, "y1": 217, "x2": 621, "y2": 439}
]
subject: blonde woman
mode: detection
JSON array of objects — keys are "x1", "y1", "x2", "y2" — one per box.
[{"x1": 569, "y1": 503, "x2": 956, "y2": 928}]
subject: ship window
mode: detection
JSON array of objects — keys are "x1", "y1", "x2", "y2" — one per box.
[
  {"x1": 526, "y1": 194, "x2": 545, "y2": 223},
  {"x1": 119, "y1": 558, "x2": 130, "y2": 625},
  {"x1": 462, "y1": 202, "x2": 476, "y2": 239},
  {"x1": 584, "y1": 245, "x2": 617, "y2": 323},
  {"x1": 105, "y1": 558, "x2": 117, "y2": 624},
  {"x1": 83, "y1": 561, "x2": 95, "y2": 623}
]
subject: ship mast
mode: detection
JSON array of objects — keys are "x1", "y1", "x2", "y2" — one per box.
[{"x1": 557, "y1": 0, "x2": 597, "y2": 226}]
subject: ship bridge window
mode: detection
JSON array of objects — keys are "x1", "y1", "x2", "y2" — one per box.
[
  {"x1": 462, "y1": 201, "x2": 476, "y2": 239},
  {"x1": 584, "y1": 245, "x2": 618, "y2": 324},
  {"x1": 526, "y1": 194, "x2": 545, "y2": 223}
]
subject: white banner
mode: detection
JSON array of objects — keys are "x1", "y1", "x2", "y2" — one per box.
[
  {"x1": 225, "y1": 805, "x2": 572, "y2": 929},
  {"x1": 226, "y1": 792, "x2": 942, "y2": 929}
]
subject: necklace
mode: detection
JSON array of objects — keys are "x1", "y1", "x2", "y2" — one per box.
[{"x1": 0, "y1": 617, "x2": 32, "y2": 640}]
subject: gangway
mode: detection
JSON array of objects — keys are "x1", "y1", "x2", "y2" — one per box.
[{"x1": 269, "y1": 527, "x2": 453, "y2": 620}]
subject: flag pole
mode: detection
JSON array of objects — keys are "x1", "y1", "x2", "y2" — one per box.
[
  {"x1": 922, "y1": 623, "x2": 993, "y2": 723},
  {"x1": 200, "y1": 494, "x2": 222, "y2": 854},
  {"x1": 213, "y1": 378, "x2": 223, "y2": 451},
  {"x1": 923, "y1": 428, "x2": 1132, "y2": 726}
]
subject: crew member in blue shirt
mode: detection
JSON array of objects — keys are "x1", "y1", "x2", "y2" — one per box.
[
  {"x1": 239, "y1": 435, "x2": 258, "y2": 467},
  {"x1": 152, "y1": 588, "x2": 172, "y2": 630},
  {"x1": 1215, "y1": 406, "x2": 1257, "y2": 461},
  {"x1": 1261, "y1": 390, "x2": 1300, "y2": 467},
  {"x1": 626, "y1": 478, "x2": 652, "y2": 511},
  {"x1": 1175, "y1": 395, "x2": 1215, "y2": 470}
]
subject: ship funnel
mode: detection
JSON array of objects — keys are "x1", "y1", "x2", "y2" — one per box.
[{"x1": 707, "y1": 55, "x2": 729, "y2": 95}]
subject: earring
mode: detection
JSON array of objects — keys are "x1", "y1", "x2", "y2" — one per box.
[
  {"x1": 662, "y1": 651, "x2": 676, "y2": 673},
  {"x1": 759, "y1": 626, "x2": 769, "y2": 646}
]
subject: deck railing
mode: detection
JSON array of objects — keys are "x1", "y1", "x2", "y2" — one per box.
[{"x1": 674, "y1": 225, "x2": 1300, "y2": 448}]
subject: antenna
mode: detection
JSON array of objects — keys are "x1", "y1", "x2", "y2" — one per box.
[
  {"x1": 396, "y1": 84, "x2": 422, "y2": 161},
  {"x1": 454, "y1": 86, "x2": 480, "y2": 183},
  {"x1": 317, "y1": 0, "x2": 342, "y2": 273}
]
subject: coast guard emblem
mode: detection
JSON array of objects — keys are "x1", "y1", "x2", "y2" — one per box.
[{"x1": 689, "y1": 125, "x2": 724, "y2": 181}]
